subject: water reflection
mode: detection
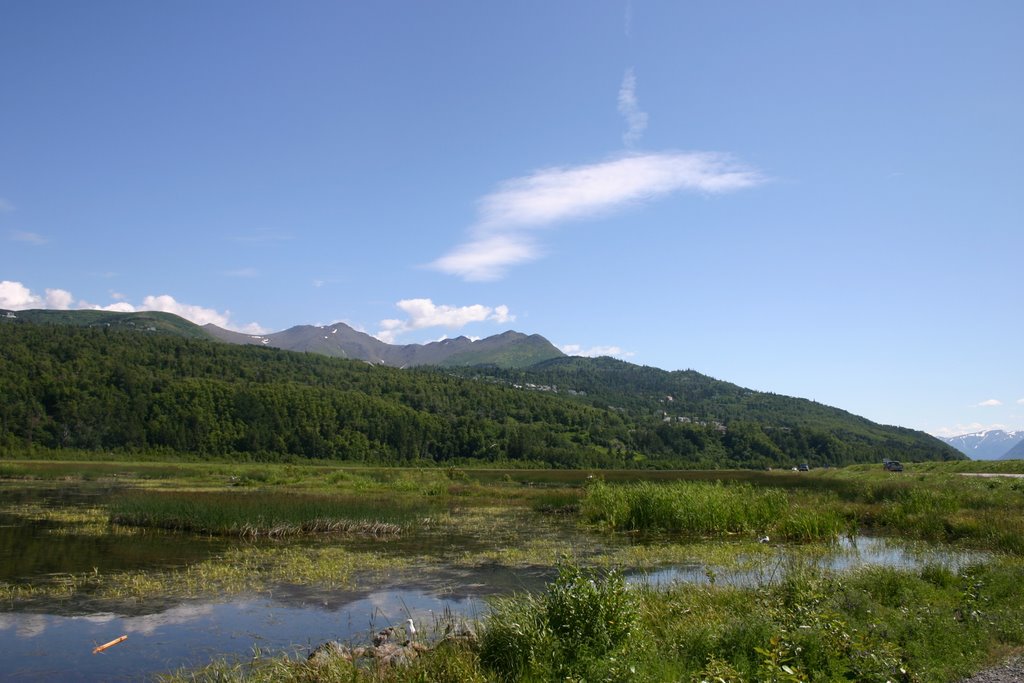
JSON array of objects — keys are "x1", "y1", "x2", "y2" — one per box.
[
  {"x1": 0, "y1": 584, "x2": 492, "y2": 682},
  {"x1": 633, "y1": 535, "x2": 989, "y2": 588}
]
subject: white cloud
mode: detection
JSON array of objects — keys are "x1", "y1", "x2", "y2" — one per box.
[
  {"x1": 430, "y1": 234, "x2": 540, "y2": 282},
  {"x1": 375, "y1": 298, "x2": 515, "y2": 343},
  {"x1": 978, "y1": 399, "x2": 1003, "y2": 407},
  {"x1": 78, "y1": 300, "x2": 137, "y2": 313},
  {"x1": 559, "y1": 343, "x2": 635, "y2": 359},
  {"x1": 44, "y1": 288, "x2": 73, "y2": 310},
  {"x1": 475, "y1": 152, "x2": 760, "y2": 232},
  {"x1": 140, "y1": 295, "x2": 265, "y2": 332},
  {"x1": 136, "y1": 296, "x2": 267, "y2": 332},
  {"x1": 431, "y1": 151, "x2": 764, "y2": 281},
  {"x1": 0, "y1": 280, "x2": 264, "y2": 333},
  {"x1": 1018, "y1": 398, "x2": 1024, "y2": 405},
  {"x1": 0, "y1": 280, "x2": 42, "y2": 309},
  {"x1": 8, "y1": 230, "x2": 48, "y2": 245},
  {"x1": 618, "y1": 68, "x2": 648, "y2": 148}
]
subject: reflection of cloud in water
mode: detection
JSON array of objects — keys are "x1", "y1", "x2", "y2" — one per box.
[
  {"x1": 120, "y1": 603, "x2": 218, "y2": 636},
  {"x1": 77, "y1": 612, "x2": 118, "y2": 625},
  {"x1": 0, "y1": 613, "x2": 50, "y2": 638}
]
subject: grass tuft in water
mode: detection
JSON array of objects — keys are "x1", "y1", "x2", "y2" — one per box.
[{"x1": 108, "y1": 490, "x2": 425, "y2": 537}]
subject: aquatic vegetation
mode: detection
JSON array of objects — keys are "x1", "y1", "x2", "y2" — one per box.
[
  {"x1": 4, "y1": 502, "x2": 108, "y2": 526},
  {"x1": 108, "y1": 490, "x2": 427, "y2": 537}
]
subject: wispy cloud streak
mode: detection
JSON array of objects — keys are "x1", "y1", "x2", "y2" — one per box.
[
  {"x1": 431, "y1": 152, "x2": 764, "y2": 281},
  {"x1": 618, "y1": 68, "x2": 647, "y2": 147},
  {"x1": 8, "y1": 230, "x2": 48, "y2": 245}
]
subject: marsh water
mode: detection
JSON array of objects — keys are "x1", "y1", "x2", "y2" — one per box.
[{"x1": 0, "y1": 483, "x2": 988, "y2": 681}]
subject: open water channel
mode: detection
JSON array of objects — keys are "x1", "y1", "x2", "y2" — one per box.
[{"x1": 0, "y1": 483, "x2": 988, "y2": 681}]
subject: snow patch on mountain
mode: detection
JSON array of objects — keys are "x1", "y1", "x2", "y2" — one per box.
[{"x1": 939, "y1": 430, "x2": 1024, "y2": 460}]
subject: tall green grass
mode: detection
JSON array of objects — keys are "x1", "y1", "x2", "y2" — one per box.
[
  {"x1": 582, "y1": 480, "x2": 847, "y2": 541},
  {"x1": 109, "y1": 491, "x2": 430, "y2": 537}
]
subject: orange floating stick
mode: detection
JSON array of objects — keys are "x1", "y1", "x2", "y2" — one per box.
[{"x1": 92, "y1": 635, "x2": 127, "y2": 654}]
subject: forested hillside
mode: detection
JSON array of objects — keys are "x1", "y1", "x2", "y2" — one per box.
[
  {"x1": 445, "y1": 357, "x2": 953, "y2": 461},
  {"x1": 0, "y1": 322, "x2": 961, "y2": 468}
]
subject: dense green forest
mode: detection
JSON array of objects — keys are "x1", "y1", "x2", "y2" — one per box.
[{"x1": 0, "y1": 321, "x2": 960, "y2": 468}]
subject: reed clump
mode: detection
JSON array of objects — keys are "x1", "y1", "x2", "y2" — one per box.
[{"x1": 109, "y1": 490, "x2": 421, "y2": 537}]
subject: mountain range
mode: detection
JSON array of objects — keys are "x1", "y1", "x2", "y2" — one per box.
[
  {"x1": 939, "y1": 430, "x2": 1024, "y2": 460},
  {"x1": 1, "y1": 308, "x2": 562, "y2": 368},
  {"x1": 202, "y1": 321, "x2": 563, "y2": 368}
]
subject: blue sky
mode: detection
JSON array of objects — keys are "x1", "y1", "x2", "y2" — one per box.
[{"x1": 2, "y1": 1, "x2": 1021, "y2": 438}]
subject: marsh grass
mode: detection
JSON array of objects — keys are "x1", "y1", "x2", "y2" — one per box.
[
  {"x1": 582, "y1": 480, "x2": 847, "y2": 541},
  {"x1": 529, "y1": 489, "x2": 581, "y2": 514},
  {"x1": 108, "y1": 490, "x2": 428, "y2": 537},
  {"x1": 3, "y1": 502, "x2": 108, "y2": 525}
]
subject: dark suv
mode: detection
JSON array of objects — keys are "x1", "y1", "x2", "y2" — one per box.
[
  {"x1": 883, "y1": 460, "x2": 904, "y2": 472},
  {"x1": 797, "y1": 463, "x2": 810, "y2": 472}
]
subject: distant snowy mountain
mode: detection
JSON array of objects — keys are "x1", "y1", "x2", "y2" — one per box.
[{"x1": 940, "y1": 430, "x2": 1024, "y2": 460}]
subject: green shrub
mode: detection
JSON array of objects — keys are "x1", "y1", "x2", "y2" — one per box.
[
  {"x1": 545, "y1": 563, "x2": 637, "y2": 660},
  {"x1": 479, "y1": 593, "x2": 550, "y2": 682},
  {"x1": 480, "y1": 560, "x2": 638, "y2": 681}
]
